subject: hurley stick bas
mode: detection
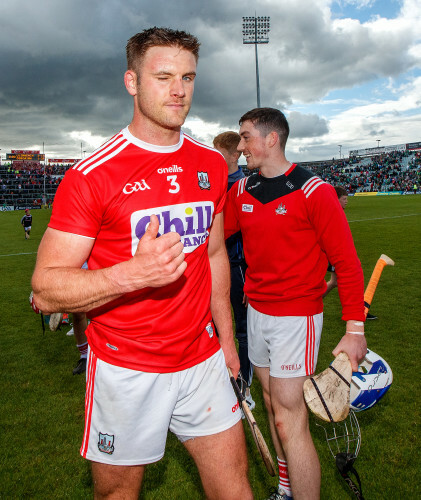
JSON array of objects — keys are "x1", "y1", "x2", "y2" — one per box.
[
  {"x1": 303, "y1": 254, "x2": 395, "y2": 422},
  {"x1": 228, "y1": 368, "x2": 276, "y2": 476},
  {"x1": 363, "y1": 254, "x2": 394, "y2": 316}
]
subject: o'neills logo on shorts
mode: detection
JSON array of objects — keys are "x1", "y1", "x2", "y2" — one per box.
[
  {"x1": 281, "y1": 363, "x2": 302, "y2": 371},
  {"x1": 232, "y1": 401, "x2": 240, "y2": 413}
]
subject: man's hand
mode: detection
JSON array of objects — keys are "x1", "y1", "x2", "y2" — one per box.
[
  {"x1": 219, "y1": 336, "x2": 240, "y2": 380},
  {"x1": 242, "y1": 293, "x2": 248, "y2": 307},
  {"x1": 117, "y1": 214, "x2": 187, "y2": 292},
  {"x1": 332, "y1": 334, "x2": 367, "y2": 372}
]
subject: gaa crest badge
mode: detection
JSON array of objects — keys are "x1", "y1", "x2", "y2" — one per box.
[
  {"x1": 275, "y1": 203, "x2": 287, "y2": 215},
  {"x1": 98, "y1": 432, "x2": 115, "y2": 454},
  {"x1": 197, "y1": 171, "x2": 211, "y2": 190}
]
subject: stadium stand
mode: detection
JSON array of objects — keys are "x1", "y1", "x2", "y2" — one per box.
[
  {"x1": 1, "y1": 148, "x2": 420, "y2": 211},
  {"x1": 302, "y1": 150, "x2": 420, "y2": 194},
  {"x1": 242, "y1": 149, "x2": 420, "y2": 194}
]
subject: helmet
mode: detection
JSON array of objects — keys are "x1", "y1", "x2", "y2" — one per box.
[{"x1": 350, "y1": 349, "x2": 393, "y2": 411}]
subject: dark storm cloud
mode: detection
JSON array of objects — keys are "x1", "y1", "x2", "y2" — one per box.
[{"x1": 0, "y1": 0, "x2": 419, "y2": 159}]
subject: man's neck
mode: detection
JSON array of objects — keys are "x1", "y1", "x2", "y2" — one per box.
[
  {"x1": 260, "y1": 160, "x2": 292, "y2": 178},
  {"x1": 228, "y1": 163, "x2": 240, "y2": 175},
  {"x1": 128, "y1": 120, "x2": 181, "y2": 147}
]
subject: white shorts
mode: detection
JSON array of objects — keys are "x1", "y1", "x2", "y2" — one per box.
[
  {"x1": 80, "y1": 349, "x2": 241, "y2": 465},
  {"x1": 247, "y1": 304, "x2": 323, "y2": 378}
]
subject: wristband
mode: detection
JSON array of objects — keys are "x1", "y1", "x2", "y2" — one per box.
[
  {"x1": 348, "y1": 321, "x2": 364, "y2": 327},
  {"x1": 346, "y1": 331, "x2": 365, "y2": 336}
]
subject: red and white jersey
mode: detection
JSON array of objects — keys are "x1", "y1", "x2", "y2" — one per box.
[
  {"x1": 49, "y1": 127, "x2": 228, "y2": 372},
  {"x1": 224, "y1": 164, "x2": 365, "y2": 321}
]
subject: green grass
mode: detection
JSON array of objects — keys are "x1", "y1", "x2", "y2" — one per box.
[{"x1": 1, "y1": 196, "x2": 420, "y2": 499}]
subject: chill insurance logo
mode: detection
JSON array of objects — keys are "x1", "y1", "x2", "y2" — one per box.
[{"x1": 130, "y1": 202, "x2": 214, "y2": 255}]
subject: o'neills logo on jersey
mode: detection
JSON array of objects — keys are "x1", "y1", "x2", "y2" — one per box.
[
  {"x1": 123, "y1": 180, "x2": 151, "y2": 194},
  {"x1": 157, "y1": 165, "x2": 183, "y2": 174},
  {"x1": 130, "y1": 201, "x2": 214, "y2": 255}
]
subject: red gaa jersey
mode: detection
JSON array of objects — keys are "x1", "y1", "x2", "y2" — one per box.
[
  {"x1": 49, "y1": 127, "x2": 228, "y2": 372},
  {"x1": 224, "y1": 164, "x2": 365, "y2": 321}
]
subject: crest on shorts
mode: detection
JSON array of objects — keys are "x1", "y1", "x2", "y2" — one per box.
[
  {"x1": 197, "y1": 171, "x2": 211, "y2": 190},
  {"x1": 275, "y1": 203, "x2": 287, "y2": 215},
  {"x1": 98, "y1": 432, "x2": 115, "y2": 454}
]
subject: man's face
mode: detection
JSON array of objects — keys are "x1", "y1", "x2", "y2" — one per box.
[
  {"x1": 338, "y1": 195, "x2": 348, "y2": 209},
  {"x1": 238, "y1": 120, "x2": 268, "y2": 170},
  {"x1": 214, "y1": 145, "x2": 238, "y2": 166},
  {"x1": 134, "y1": 45, "x2": 197, "y2": 130}
]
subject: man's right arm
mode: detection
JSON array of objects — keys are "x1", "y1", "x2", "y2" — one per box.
[{"x1": 31, "y1": 215, "x2": 187, "y2": 314}]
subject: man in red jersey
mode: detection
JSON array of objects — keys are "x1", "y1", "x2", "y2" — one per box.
[
  {"x1": 224, "y1": 108, "x2": 367, "y2": 500},
  {"x1": 31, "y1": 28, "x2": 252, "y2": 499}
]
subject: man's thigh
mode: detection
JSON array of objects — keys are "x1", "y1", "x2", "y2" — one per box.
[
  {"x1": 270, "y1": 375, "x2": 309, "y2": 412},
  {"x1": 183, "y1": 421, "x2": 252, "y2": 500}
]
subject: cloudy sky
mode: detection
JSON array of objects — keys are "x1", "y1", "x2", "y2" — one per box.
[{"x1": 0, "y1": 0, "x2": 420, "y2": 162}]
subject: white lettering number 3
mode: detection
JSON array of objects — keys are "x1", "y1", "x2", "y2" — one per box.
[{"x1": 167, "y1": 175, "x2": 180, "y2": 194}]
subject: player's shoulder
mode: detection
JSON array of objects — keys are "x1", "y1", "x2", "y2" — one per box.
[
  {"x1": 230, "y1": 172, "x2": 259, "y2": 198},
  {"x1": 182, "y1": 132, "x2": 225, "y2": 160},
  {"x1": 70, "y1": 130, "x2": 129, "y2": 178},
  {"x1": 289, "y1": 165, "x2": 331, "y2": 199}
]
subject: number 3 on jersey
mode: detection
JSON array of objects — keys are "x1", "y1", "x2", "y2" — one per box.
[{"x1": 167, "y1": 175, "x2": 180, "y2": 194}]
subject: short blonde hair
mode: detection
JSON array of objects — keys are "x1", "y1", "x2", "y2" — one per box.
[{"x1": 213, "y1": 131, "x2": 241, "y2": 154}]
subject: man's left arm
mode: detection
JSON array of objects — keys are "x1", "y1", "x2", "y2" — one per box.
[
  {"x1": 311, "y1": 185, "x2": 367, "y2": 370},
  {"x1": 208, "y1": 212, "x2": 240, "y2": 378}
]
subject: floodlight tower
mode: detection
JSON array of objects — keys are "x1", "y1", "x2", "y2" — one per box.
[{"x1": 242, "y1": 15, "x2": 270, "y2": 108}]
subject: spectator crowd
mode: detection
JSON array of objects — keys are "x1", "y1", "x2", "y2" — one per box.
[
  {"x1": 1, "y1": 150, "x2": 420, "y2": 209},
  {"x1": 305, "y1": 150, "x2": 420, "y2": 194},
  {"x1": 0, "y1": 162, "x2": 73, "y2": 208}
]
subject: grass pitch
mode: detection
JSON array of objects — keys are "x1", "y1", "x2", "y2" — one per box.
[{"x1": 1, "y1": 195, "x2": 420, "y2": 499}]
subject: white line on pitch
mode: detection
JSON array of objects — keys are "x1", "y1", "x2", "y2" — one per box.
[
  {"x1": 348, "y1": 213, "x2": 421, "y2": 223},
  {"x1": 0, "y1": 252, "x2": 37, "y2": 257}
]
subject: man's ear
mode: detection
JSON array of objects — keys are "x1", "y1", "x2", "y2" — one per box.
[
  {"x1": 124, "y1": 70, "x2": 137, "y2": 96},
  {"x1": 266, "y1": 131, "x2": 279, "y2": 149}
]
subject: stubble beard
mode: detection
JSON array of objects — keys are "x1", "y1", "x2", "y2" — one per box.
[{"x1": 136, "y1": 85, "x2": 191, "y2": 132}]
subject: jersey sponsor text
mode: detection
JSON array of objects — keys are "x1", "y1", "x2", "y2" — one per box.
[{"x1": 130, "y1": 202, "x2": 214, "y2": 255}]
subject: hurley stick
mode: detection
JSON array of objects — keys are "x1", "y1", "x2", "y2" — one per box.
[
  {"x1": 303, "y1": 254, "x2": 395, "y2": 422},
  {"x1": 363, "y1": 254, "x2": 394, "y2": 316},
  {"x1": 228, "y1": 368, "x2": 276, "y2": 476}
]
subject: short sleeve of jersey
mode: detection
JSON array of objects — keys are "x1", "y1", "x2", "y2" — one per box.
[
  {"x1": 223, "y1": 179, "x2": 241, "y2": 239},
  {"x1": 49, "y1": 168, "x2": 103, "y2": 238}
]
